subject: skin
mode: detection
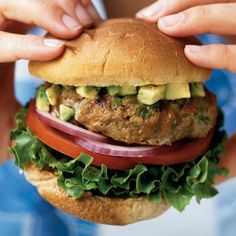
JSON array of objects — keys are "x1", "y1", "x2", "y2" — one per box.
[
  {"x1": 0, "y1": 0, "x2": 235, "y2": 184},
  {"x1": 0, "y1": 0, "x2": 101, "y2": 163}
]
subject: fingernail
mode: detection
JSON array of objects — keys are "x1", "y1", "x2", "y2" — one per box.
[
  {"x1": 62, "y1": 14, "x2": 81, "y2": 31},
  {"x1": 43, "y1": 39, "x2": 64, "y2": 48},
  {"x1": 159, "y1": 13, "x2": 183, "y2": 27},
  {"x1": 75, "y1": 3, "x2": 93, "y2": 26},
  {"x1": 137, "y1": 0, "x2": 165, "y2": 18},
  {"x1": 185, "y1": 45, "x2": 204, "y2": 53}
]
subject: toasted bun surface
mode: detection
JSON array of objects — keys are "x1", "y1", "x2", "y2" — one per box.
[
  {"x1": 29, "y1": 18, "x2": 210, "y2": 87},
  {"x1": 24, "y1": 165, "x2": 170, "y2": 225}
]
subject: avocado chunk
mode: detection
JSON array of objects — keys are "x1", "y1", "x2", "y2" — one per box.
[
  {"x1": 165, "y1": 83, "x2": 191, "y2": 100},
  {"x1": 190, "y1": 83, "x2": 206, "y2": 97},
  {"x1": 137, "y1": 85, "x2": 166, "y2": 105},
  {"x1": 59, "y1": 105, "x2": 75, "y2": 121},
  {"x1": 76, "y1": 86, "x2": 99, "y2": 99},
  {"x1": 119, "y1": 86, "x2": 137, "y2": 96},
  {"x1": 46, "y1": 85, "x2": 61, "y2": 106},
  {"x1": 107, "y1": 86, "x2": 120, "y2": 96},
  {"x1": 36, "y1": 86, "x2": 50, "y2": 112}
]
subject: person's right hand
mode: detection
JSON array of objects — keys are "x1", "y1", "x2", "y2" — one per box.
[{"x1": 0, "y1": 0, "x2": 101, "y2": 62}]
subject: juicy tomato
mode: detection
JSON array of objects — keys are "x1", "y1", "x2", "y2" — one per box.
[{"x1": 27, "y1": 101, "x2": 214, "y2": 170}]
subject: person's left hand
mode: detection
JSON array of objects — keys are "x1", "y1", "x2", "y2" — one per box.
[{"x1": 136, "y1": 0, "x2": 236, "y2": 73}]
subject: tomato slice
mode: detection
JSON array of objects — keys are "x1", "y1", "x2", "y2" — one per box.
[{"x1": 26, "y1": 101, "x2": 214, "y2": 170}]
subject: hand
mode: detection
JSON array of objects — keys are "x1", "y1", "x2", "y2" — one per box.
[
  {"x1": 0, "y1": 0, "x2": 101, "y2": 163},
  {"x1": 137, "y1": 0, "x2": 236, "y2": 73},
  {"x1": 0, "y1": 0, "x2": 101, "y2": 62}
]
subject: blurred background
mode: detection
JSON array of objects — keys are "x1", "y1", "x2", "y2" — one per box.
[{"x1": 1, "y1": 0, "x2": 236, "y2": 235}]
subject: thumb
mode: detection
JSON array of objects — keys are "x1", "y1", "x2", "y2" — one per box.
[{"x1": 0, "y1": 31, "x2": 65, "y2": 62}]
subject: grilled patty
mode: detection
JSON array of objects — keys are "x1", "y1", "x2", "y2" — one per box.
[{"x1": 51, "y1": 87, "x2": 217, "y2": 146}]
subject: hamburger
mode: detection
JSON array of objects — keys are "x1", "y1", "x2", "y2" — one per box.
[{"x1": 10, "y1": 18, "x2": 228, "y2": 225}]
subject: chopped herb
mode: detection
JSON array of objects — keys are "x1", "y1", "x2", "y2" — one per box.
[
  {"x1": 148, "y1": 102, "x2": 161, "y2": 110},
  {"x1": 138, "y1": 106, "x2": 150, "y2": 120},
  {"x1": 198, "y1": 115, "x2": 210, "y2": 124},
  {"x1": 172, "y1": 120, "x2": 178, "y2": 130},
  {"x1": 112, "y1": 97, "x2": 123, "y2": 109}
]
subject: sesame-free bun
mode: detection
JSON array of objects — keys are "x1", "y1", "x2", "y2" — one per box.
[
  {"x1": 24, "y1": 165, "x2": 170, "y2": 225},
  {"x1": 29, "y1": 18, "x2": 210, "y2": 87}
]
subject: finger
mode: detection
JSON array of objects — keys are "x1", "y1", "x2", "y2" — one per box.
[
  {"x1": 55, "y1": 0, "x2": 93, "y2": 27},
  {"x1": 184, "y1": 44, "x2": 236, "y2": 73},
  {"x1": 0, "y1": 13, "x2": 7, "y2": 29},
  {"x1": 136, "y1": 0, "x2": 235, "y2": 21},
  {"x1": 0, "y1": 32, "x2": 65, "y2": 62},
  {"x1": 0, "y1": 0, "x2": 82, "y2": 39},
  {"x1": 220, "y1": 35, "x2": 236, "y2": 44},
  {"x1": 158, "y1": 3, "x2": 236, "y2": 37},
  {"x1": 81, "y1": 0, "x2": 102, "y2": 21}
]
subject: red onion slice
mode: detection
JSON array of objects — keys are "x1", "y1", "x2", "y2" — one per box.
[
  {"x1": 73, "y1": 136, "x2": 181, "y2": 157},
  {"x1": 36, "y1": 109, "x2": 110, "y2": 142},
  {"x1": 36, "y1": 109, "x2": 182, "y2": 158}
]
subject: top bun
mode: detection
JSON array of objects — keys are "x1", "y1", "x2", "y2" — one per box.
[{"x1": 29, "y1": 18, "x2": 211, "y2": 87}]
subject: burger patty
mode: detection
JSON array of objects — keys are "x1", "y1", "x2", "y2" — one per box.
[{"x1": 52, "y1": 87, "x2": 217, "y2": 146}]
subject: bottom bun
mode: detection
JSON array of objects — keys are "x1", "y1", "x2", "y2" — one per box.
[{"x1": 24, "y1": 165, "x2": 170, "y2": 225}]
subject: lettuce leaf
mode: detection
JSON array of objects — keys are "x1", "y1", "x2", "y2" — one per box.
[{"x1": 10, "y1": 107, "x2": 228, "y2": 212}]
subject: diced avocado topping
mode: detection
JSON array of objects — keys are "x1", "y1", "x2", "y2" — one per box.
[
  {"x1": 41, "y1": 82, "x2": 205, "y2": 109},
  {"x1": 59, "y1": 105, "x2": 75, "y2": 121},
  {"x1": 137, "y1": 85, "x2": 166, "y2": 105},
  {"x1": 107, "y1": 86, "x2": 120, "y2": 96},
  {"x1": 190, "y1": 83, "x2": 206, "y2": 97},
  {"x1": 76, "y1": 86, "x2": 99, "y2": 99},
  {"x1": 36, "y1": 86, "x2": 50, "y2": 112},
  {"x1": 165, "y1": 82, "x2": 191, "y2": 100},
  {"x1": 119, "y1": 86, "x2": 137, "y2": 96},
  {"x1": 46, "y1": 85, "x2": 61, "y2": 106}
]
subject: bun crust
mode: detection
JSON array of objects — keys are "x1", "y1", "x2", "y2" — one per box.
[
  {"x1": 24, "y1": 165, "x2": 170, "y2": 225},
  {"x1": 29, "y1": 18, "x2": 210, "y2": 87}
]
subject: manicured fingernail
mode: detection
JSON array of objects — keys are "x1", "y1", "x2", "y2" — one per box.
[
  {"x1": 185, "y1": 45, "x2": 204, "y2": 53},
  {"x1": 137, "y1": 0, "x2": 165, "y2": 18},
  {"x1": 159, "y1": 13, "x2": 183, "y2": 27},
  {"x1": 43, "y1": 39, "x2": 64, "y2": 48},
  {"x1": 75, "y1": 3, "x2": 93, "y2": 26},
  {"x1": 62, "y1": 14, "x2": 81, "y2": 31}
]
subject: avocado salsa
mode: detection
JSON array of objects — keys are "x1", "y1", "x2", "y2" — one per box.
[{"x1": 36, "y1": 82, "x2": 205, "y2": 113}]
